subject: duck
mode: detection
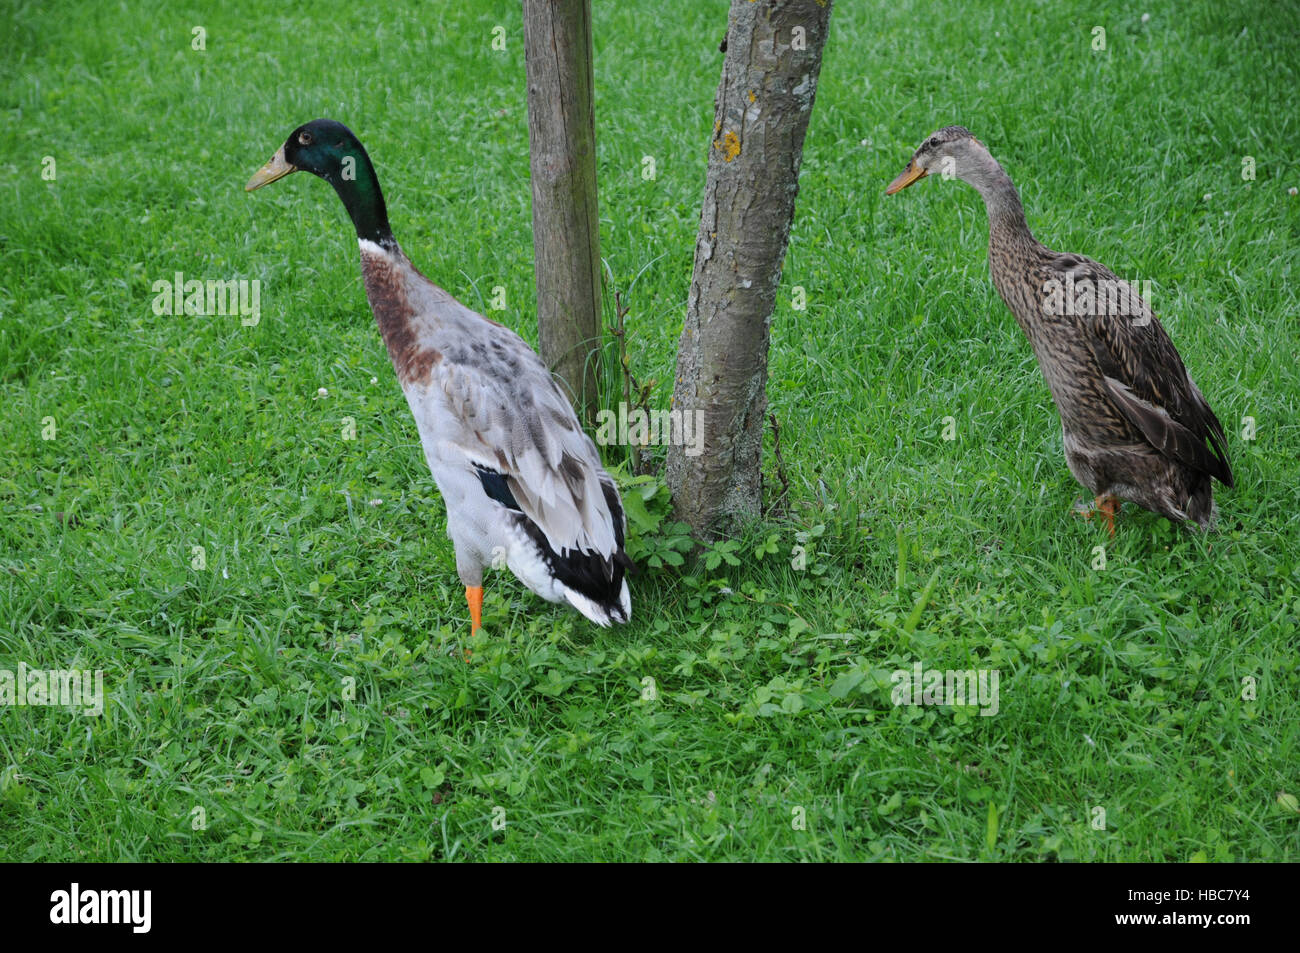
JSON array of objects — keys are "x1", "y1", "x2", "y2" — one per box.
[
  {"x1": 246, "y1": 119, "x2": 631, "y2": 631},
  {"x1": 885, "y1": 126, "x2": 1233, "y2": 531}
]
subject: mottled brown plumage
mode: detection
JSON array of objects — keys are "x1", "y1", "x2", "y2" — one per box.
[
  {"x1": 887, "y1": 126, "x2": 1233, "y2": 528},
  {"x1": 361, "y1": 250, "x2": 443, "y2": 384}
]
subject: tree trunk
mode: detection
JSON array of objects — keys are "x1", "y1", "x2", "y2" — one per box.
[
  {"x1": 665, "y1": 0, "x2": 833, "y2": 537},
  {"x1": 523, "y1": 0, "x2": 603, "y2": 425}
]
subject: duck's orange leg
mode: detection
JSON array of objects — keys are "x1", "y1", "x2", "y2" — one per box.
[
  {"x1": 1074, "y1": 495, "x2": 1119, "y2": 536},
  {"x1": 1094, "y1": 495, "x2": 1118, "y2": 537},
  {"x1": 465, "y1": 585, "x2": 483, "y2": 635}
]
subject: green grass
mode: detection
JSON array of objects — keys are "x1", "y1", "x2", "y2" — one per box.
[{"x1": 1, "y1": 0, "x2": 1298, "y2": 861}]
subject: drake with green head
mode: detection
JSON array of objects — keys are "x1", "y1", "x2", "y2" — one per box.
[
  {"x1": 247, "y1": 119, "x2": 632, "y2": 631},
  {"x1": 247, "y1": 118, "x2": 394, "y2": 246}
]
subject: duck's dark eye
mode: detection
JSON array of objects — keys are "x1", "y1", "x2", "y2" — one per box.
[{"x1": 298, "y1": 131, "x2": 313, "y2": 146}]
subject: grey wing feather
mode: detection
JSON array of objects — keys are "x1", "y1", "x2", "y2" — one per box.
[{"x1": 430, "y1": 321, "x2": 619, "y2": 556}]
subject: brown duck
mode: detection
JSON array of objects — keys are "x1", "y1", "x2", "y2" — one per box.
[{"x1": 886, "y1": 126, "x2": 1233, "y2": 531}]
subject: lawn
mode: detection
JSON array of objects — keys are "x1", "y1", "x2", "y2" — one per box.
[{"x1": 1, "y1": 0, "x2": 1297, "y2": 861}]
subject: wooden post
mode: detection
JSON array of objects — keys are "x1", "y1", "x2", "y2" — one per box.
[{"x1": 523, "y1": 0, "x2": 603, "y2": 425}]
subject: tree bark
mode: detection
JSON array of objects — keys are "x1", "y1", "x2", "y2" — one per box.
[
  {"x1": 523, "y1": 0, "x2": 603, "y2": 425},
  {"x1": 665, "y1": 0, "x2": 833, "y2": 537}
]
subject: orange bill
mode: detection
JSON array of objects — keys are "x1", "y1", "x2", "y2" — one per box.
[{"x1": 885, "y1": 162, "x2": 927, "y2": 195}]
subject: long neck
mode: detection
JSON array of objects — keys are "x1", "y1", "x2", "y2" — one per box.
[
  {"x1": 329, "y1": 149, "x2": 396, "y2": 250},
  {"x1": 963, "y1": 151, "x2": 1032, "y2": 239}
]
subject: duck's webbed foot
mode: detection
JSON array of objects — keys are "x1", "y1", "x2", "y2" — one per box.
[{"x1": 1074, "y1": 495, "x2": 1119, "y2": 536}]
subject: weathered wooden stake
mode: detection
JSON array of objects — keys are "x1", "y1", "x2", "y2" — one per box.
[{"x1": 523, "y1": 0, "x2": 603, "y2": 425}]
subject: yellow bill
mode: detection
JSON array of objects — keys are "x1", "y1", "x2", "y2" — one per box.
[
  {"x1": 885, "y1": 162, "x2": 927, "y2": 195},
  {"x1": 245, "y1": 146, "x2": 296, "y2": 192}
]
